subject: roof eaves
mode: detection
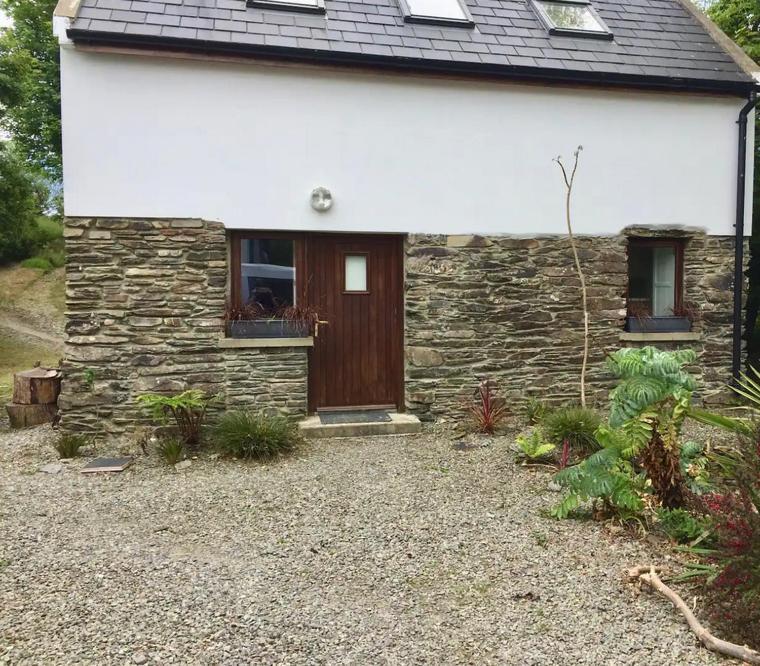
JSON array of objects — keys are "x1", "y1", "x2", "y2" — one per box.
[{"x1": 65, "y1": 28, "x2": 759, "y2": 97}]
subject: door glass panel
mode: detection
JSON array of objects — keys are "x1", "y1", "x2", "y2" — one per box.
[
  {"x1": 652, "y1": 246, "x2": 676, "y2": 316},
  {"x1": 240, "y1": 238, "x2": 295, "y2": 313},
  {"x1": 345, "y1": 254, "x2": 367, "y2": 292}
]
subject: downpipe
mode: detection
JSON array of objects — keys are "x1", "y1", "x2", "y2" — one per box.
[{"x1": 732, "y1": 91, "x2": 758, "y2": 380}]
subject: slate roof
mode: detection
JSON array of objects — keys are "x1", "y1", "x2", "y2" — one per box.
[{"x1": 67, "y1": 0, "x2": 757, "y2": 93}]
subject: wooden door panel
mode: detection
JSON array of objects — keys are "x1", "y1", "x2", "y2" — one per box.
[{"x1": 306, "y1": 235, "x2": 403, "y2": 411}]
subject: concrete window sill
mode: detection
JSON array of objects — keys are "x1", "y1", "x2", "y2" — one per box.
[
  {"x1": 619, "y1": 331, "x2": 701, "y2": 343},
  {"x1": 219, "y1": 337, "x2": 314, "y2": 349}
]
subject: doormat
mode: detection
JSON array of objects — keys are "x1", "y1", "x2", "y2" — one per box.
[
  {"x1": 80, "y1": 457, "x2": 133, "y2": 474},
  {"x1": 319, "y1": 410, "x2": 392, "y2": 425}
]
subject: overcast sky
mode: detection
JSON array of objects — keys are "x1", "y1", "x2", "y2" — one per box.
[{"x1": 0, "y1": 9, "x2": 11, "y2": 28}]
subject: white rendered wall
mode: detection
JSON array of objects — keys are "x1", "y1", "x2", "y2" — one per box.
[{"x1": 60, "y1": 46, "x2": 754, "y2": 236}]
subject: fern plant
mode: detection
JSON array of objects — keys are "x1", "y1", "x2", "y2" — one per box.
[
  {"x1": 136, "y1": 390, "x2": 216, "y2": 449},
  {"x1": 516, "y1": 429, "x2": 556, "y2": 462},
  {"x1": 606, "y1": 346, "x2": 697, "y2": 508}
]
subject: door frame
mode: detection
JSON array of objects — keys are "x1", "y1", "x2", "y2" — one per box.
[{"x1": 304, "y1": 233, "x2": 405, "y2": 414}]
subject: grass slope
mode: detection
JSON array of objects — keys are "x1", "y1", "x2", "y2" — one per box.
[{"x1": 0, "y1": 264, "x2": 65, "y2": 402}]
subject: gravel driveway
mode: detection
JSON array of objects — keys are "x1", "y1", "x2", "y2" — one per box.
[{"x1": 0, "y1": 426, "x2": 723, "y2": 665}]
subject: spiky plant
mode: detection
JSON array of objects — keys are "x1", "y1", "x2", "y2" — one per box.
[
  {"x1": 607, "y1": 346, "x2": 697, "y2": 508},
  {"x1": 136, "y1": 390, "x2": 216, "y2": 450}
]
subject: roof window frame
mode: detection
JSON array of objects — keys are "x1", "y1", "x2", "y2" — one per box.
[
  {"x1": 246, "y1": 0, "x2": 326, "y2": 15},
  {"x1": 398, "y1": 0, "x2": 475, "y2": 28},
  {"x1": 531, "y1": 0, "x2": 613, "y2": 41}
]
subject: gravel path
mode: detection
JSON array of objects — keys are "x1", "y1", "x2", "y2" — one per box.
[{"x1": 0, "y1": 425, "x2": 724, "y2": 665}]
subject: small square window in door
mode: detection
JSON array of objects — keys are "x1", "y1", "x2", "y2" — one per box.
[{"x1": 344, "y1": 254, "x2": 368, "y2": 293}]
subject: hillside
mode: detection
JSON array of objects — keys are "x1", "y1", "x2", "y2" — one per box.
[{"x1": 0, "y1": 265, "x2": 65, "y2": 401}]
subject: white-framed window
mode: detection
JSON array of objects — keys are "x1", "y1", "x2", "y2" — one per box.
[
  {"x1": 247, "y1": 0, "x2": 325, "y2": 14},
  {"x1": 399, "y1": 0, "x2": 474, "y2": 27},
  {"x1": 531, "y1": 0, "x2": 612, "y2": 39}
]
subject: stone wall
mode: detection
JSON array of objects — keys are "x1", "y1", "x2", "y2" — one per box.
[
  {"x1": 60, "y1": 218, "x2": 308, "y2": 438},
  {"x1": 224, "y1": 348, "x2": 308, "y2": 415},
  {"x1": 405, "y1": 230, "x2": 740, "y2": 421}
]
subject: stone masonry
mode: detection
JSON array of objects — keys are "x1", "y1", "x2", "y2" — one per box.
[
  {"x1": 61, "y1": 218, "x2": 741, "y2": 435},
  {"x1": 405, "y1": 229, "x2": 741, "y2": 421},
  {"x1": 60, "y1": 218, "x2": 308, "y2": 438}
]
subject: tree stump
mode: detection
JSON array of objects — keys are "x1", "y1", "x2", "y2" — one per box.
[
  {"x1": 6, "y1": 403, "x2": 58, "y2": 428},
  {"x1": 6, "y1": 367, "x2": 61, "y2": 429},
  {"x1": 13, "y1": 368, "x2": 61, "y2": 405}
]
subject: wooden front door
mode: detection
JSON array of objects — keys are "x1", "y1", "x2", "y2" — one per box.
[{"x1": 306, "y1": 234, "x2": 404, "y2": 412}]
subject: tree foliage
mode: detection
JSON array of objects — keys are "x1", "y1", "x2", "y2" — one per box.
[
  {"x1": 708, "y1": 0, "x2": 760, "y2": 63},
  {"x1": 0, "y1": 0, "x2": 61, "y2": 179},
  {"x1": 0, "y1": 141, "x2": 46, "y2": 263}
]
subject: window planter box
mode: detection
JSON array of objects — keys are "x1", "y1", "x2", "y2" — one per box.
[
  {"x1": 625, "y1": 316, "x2": 691, "y2": 333},
  {"x1": 227, "y1": 320, "x2": 309, "y2": 339}
]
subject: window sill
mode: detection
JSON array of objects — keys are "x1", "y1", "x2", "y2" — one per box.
[
  {"x1": 219, "y1": 337, "x2": 314, "y2": 349},
  {"x1": 619, "y1": 331, "x2": 701, "y2": 343}
]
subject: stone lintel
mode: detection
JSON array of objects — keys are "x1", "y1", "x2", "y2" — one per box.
[
  {"x1": 219, "y1": 337, "x2": 314, "y2": 349},
  {"x1": 619, "y1": 331, "x2": 702, "y2": 342}
]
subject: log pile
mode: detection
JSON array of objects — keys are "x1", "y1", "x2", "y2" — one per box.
[{"x1": 6, "y1": 367, "x2": 61, "y2": 429}]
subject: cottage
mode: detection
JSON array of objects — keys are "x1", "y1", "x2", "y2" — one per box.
[{"x1": 53, "y1": 0, "x2": 759, "y2": 435}]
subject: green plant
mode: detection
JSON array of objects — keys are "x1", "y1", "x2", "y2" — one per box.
[
  {"x1": 53, "y1": 433, "x2": 88, "y2": 458},
  {"x1": 156, "y1": 437, "x2": 185, "y2": 465},
  {"x1": 82, "y1": 368, "x2": 95, "y2": 390},
  {"x1": 656, "y1": 508, "x2": 711, "y2": 544},
  {"x1": 516, "y1": 429, "x2": 556, "y2": 462},
  {"x1": 607, "y1": 347, "x2": 697, "y2": 508},
  {"x1": 680, "y1": 440, "x2": 712, "y2": 494},
  {"x1": 212, "y1": 410, "x2": 302, "y2": 460},
  {"x1": 551, "y1": 421, "x2": 650, "y2": 520},
  {"x1": 524, "y1": 397, "x2": 548, "y2": 425},
  {"x1": 20, "y1": 256, "x2": 53, "y2": 272},
  {"x1": 136, "y1": 390, "x2": 216, "y2": 450},
  {"x1": 542, "y1": 405, "x2": 601, "y2": 455}
]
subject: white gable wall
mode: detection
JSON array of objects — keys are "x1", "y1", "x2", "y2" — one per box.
[{"x1": 60, "y1": 46, "x2": 754, "y2": 236}]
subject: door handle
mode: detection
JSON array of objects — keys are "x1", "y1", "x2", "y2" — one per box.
[{"x1": 315, "y1": 320, "x2": 329, "y2": 337}]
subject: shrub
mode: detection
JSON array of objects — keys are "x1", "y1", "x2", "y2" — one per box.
[
  {"x1": 21, "y1": 256, "x2": 53, "y2": 272},
  {"x1": 656, "y1": 508, "x2": 711, "y2": 544},
  {"x1": 136, "y1": 390, "x2": 216, "y2": 450},
  {"x1": 699, "y1": 433, "x2": 760, "y2": 648},
  {"x1": 607, "y1": 347, "x2": 697, "y2": 508},
  {"x1": 524, "y1": 397, "x2": 548, "y2": 426},
  {"x1": 551, "y1": 422, "x2": 650, "y2": 520},
  {"x1": 469, "y1": 379, "x2": 507, "y2": 434},
  {"x1": 156, "y1": 437, "x2": 185, "y2": 465},
  {"x1": 53, "y1": 433, "x2": 88, "y2": 458},
  {"x1": 542, "y1": 405, "x2": 601, "y2": 455},
  {"x1": 212, "y1": 411, "x2": 302, "y2": 460},
  {"x1": 516, "y1": 429, "x2": 556, "y2": 462}
]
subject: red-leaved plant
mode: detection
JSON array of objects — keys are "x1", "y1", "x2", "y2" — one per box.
[
  {"x1": 469, "y1": 379, "x2": 507, "y2": 435},
  {"x1": 559, "y1": 439, "x2": 571, "y2": 470},
  {"x1": 699, "y1": 436, "x2": 760, "y2": 648}
]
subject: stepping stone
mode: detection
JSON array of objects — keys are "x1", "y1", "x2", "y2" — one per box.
[{"x1": 80, "y1": 457, "x2": 133, "y2": 473}]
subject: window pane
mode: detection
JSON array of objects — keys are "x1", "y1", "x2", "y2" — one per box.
[
  {"x1": 652, "y1": 247, "x2": 676, "y2": 317},
  {"x1": 406, "y1": 0, "x2": 467, "y2": 21},
  {"x1": 240, "y1": 239, "x2": 295, "y2": 313},
  {"x1": 628, "y1": 246, "x2": 653, "y2": 316},
  {"x1": 258, "y1": 0, "x2": 319, "y2": 6},
  {"x1": 536, "y1": 1, "x2": 606, "y2": 32},
  {"x1": 345, "y1": 255, "x2": 367, "y2": 292}
]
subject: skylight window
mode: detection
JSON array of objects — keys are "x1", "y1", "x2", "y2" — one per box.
[
  {"x1": 532, "y1": 0, "x2": 612, "y2": 39},
  {"x1": 247, "y1": 0, "x2": 325, "y2": 14},
  {"x1": 400, "y1": 0, "x2": 474, "y2": 27}
]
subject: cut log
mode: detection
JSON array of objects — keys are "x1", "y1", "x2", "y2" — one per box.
[
  {"x1": 12, "y1": 368, "x2": 61, "y2": 405},
  {"x1": 6, "y1": 402, "x2": 58, "y2": 428}
]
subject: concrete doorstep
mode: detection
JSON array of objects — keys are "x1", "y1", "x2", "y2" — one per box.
[{"x1": 299, "y1": 412, "x2": 421, "y2": 439}]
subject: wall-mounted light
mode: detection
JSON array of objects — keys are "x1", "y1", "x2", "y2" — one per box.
[{"x1": 310, "y1": 186, "x2": 333, "y2": 212}]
